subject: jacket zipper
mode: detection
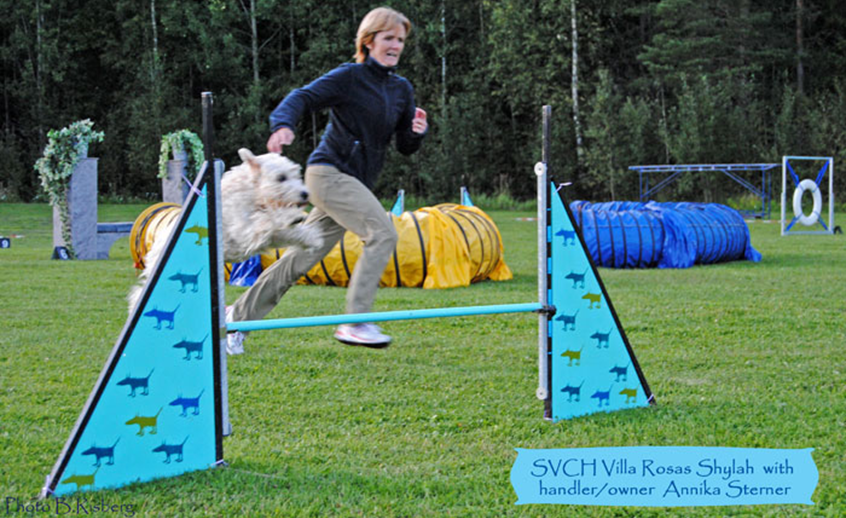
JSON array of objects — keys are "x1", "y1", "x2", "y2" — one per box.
[
  {"x1": 382, "y1": 82, "x2": 390, "y2": 131},
  {"x1": 350, "y1": 140, "x2": 360, "y2": 158}
]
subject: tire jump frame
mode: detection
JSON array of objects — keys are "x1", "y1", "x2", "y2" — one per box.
[
  {"x1": 781, "y1": 156, "x2": 835, "y2": 235},
  {"x1": 42, "y1": 101, "x2": 652, "y2": 497}
]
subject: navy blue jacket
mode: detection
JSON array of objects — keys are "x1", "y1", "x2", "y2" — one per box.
[{"x1": 269, "y1": 57, "x2": 426, "y2": 189}]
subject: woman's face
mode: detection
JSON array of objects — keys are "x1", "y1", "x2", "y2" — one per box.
[{"x1": 366, "y1": 24, "x2": 406, "y2": 67}]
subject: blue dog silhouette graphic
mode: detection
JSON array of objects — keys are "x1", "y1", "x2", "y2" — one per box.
[
  {"x1": 560, "y1": 380, "x2": 585, "y2": 402},
  {"x1": 555, "y1": 310, "x2": 579, "y2": 331},
  {"x1": 555, "y1": 228, "x2": 576, "y2": 246},
  {"x1": 564, "y1": 269, "x2": 588, "y2": 288},
  {"x1": 170, "y1": 390, "x2": 204, "y2": 417},
  {"x1": 116, "y1": 369, "x2": 154, "y2": 397},
  {"x1": 168, "y1": 268, "x2": 203, "y2": 293},
  {"x1": 80, "y1": 438, "x2": 120, "y2": 467},
  {"x1": 590, "y1": 328, "x2": 612, "y2": 348},
  {"x1": 590, "y1": 385, "x2": 614, "y2": 407},
  {"x1": 172, "y1": 335, "x2": 207, "y2": 360},
  {"x1": 152, "y1": 437, "x2": 189, "y2": 463},
  {"x1": 143, "y1": 305, "x2": 180, "y2": 330},
  {"x1": 609, "y1": 363, "x2": 630, "y2": 382}
]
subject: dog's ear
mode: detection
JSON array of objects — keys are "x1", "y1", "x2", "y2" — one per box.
[{"x1": 238, "y1": 148, "x2": 259, "y2": 169}]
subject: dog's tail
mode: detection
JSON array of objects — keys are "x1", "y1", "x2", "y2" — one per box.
[{"x1": 127, "y1": 219, "x2": 177, "y2": 313}]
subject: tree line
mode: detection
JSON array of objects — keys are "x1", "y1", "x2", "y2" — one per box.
[{"x1": 2, "y1": 0, "x2": 844, "y2": 204}]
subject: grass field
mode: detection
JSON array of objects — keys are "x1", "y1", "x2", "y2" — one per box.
[{"x1": 0, "y1": 202, "x2": 844, "y2": 517}]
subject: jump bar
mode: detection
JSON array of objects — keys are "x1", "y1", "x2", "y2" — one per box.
[{"x1": 228, "y1": 302, "x2": 547, "y2": 332}]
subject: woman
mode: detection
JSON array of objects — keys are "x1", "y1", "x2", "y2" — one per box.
[{"x1": 226, "y1": 7, "x2": 428, "y2": 353}]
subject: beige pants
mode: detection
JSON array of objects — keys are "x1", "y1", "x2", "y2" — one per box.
[{"x1": 229, "y1": 164, "x2": 398, "y2": 322}]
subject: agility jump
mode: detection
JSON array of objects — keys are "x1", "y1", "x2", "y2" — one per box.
[
  {"x1": 42, "y1": 99, "x2": 652, "y2": 497},
  {"x1": 781, "y1": 155, "x2": 836, "y2": 236}
]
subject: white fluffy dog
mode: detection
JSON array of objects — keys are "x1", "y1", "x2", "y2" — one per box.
[
  {"x1": 221, "y1": 148, "x2": 322, "y2": 261},
  {"x1": 128, "y1": 148, "x2": 322, "y2": 311}
]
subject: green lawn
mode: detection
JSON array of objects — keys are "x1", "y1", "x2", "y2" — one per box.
[{"x1": 0, "y1": 202, "x2": 843, "y2": 517}]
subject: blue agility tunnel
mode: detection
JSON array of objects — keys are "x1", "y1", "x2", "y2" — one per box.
[{"x1": 569, "y1": 201, "x2": 762, "y2": 269}]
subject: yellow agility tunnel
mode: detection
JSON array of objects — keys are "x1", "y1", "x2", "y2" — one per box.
[
  {"x1": 262, "y1": 203, "x2": 512, "y2": 289},
  {"x1": 129, "y1": 202, "x2": 181, "y2": 269},
  {"x1": 131, "y1": 202, "x2": 512, "y2": 289}
]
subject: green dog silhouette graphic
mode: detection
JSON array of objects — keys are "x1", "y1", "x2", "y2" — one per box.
[
  {"x1": 582, "y1": 292, "x2": 601, "y2": 309},
  {"x1": 125, "y1": 408, "x2": 162, "y2": 436},
  {"x1": 60, "y1": 468, "x2": 99, "y2": 491},
  {"x1": 185, "y1": 224, "x2": 208, "y2": 245},
  {"x1": 561, "y1": 346, "x2": 583, "y2": 366},
  {"x1": 619, "y1": 387, "x2": 638, "y2": 403}
]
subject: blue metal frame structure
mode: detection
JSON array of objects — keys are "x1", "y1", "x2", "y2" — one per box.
[{"x1": 629, "y1": 163, "x2": 780, "y2": 219}]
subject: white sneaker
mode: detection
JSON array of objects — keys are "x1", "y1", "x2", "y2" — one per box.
[
  {"x1": 334, "y1": 323, "x2": 391, "y2": 348},
  {"x1": 225, "y1": 305, "x2": 247, "y2": 355}
]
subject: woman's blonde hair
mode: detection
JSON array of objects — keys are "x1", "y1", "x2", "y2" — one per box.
[{"x1": 355, "y1": 7, "x2": 411, "y2": 64}]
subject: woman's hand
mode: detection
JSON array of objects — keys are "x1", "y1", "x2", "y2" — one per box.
[
  {"x1": 412, "y1": 108, "x2": 427, "y2": 134},
  {"x1": 267, "y1": 127, "x2": 295, "y2": 153}
]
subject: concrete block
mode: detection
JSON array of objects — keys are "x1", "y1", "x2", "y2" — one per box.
[
  {"x1": 162, "y1": 150, "x2": 190, "y2": 205},
  {"x1": 53, "y1": 158, "x2": 98, "y2": 260}
]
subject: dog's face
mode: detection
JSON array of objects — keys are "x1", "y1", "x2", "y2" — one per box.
[{"x1": 237, "y1": 148, "x2": 309, "y2": 208}]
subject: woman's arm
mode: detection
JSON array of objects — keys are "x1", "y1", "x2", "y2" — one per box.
[
  {"x1": 396, "y1": 83, "x2": 427, "y2": 155},
  {"x1": 268, "y1": 65, "x2": 353, "y2": 137}
]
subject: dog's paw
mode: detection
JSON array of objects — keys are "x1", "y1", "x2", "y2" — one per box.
[{"x1": 288, "y1": 225, "x2": 324, "y2": 252}]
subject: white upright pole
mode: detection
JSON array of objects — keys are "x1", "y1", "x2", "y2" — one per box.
[
  {"x1": 536, "y1": 106, "x2": 551, "y2": 408},
  {"x1": 214, "y1": 159, "x2": 231, "y2": 436},
  {"x1": 829, "y1": 158, "x2": 835, "y2": 234},
  {"x1": 781, "y1": 156, "x2": 787, "y2": 236}
]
